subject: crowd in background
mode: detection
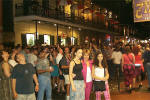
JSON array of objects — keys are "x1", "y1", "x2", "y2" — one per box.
[{"x1": 0, "y1": 40, "x2": 150, "y2": 100}]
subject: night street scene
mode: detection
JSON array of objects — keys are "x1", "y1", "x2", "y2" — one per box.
[{"x1": 1, "y1": 0, "x2": 150, "y2": 100}]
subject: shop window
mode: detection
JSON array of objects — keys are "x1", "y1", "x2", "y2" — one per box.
[
  {"x1": 74, "y1": 37, "x2": 77, "y2": 45},
  {"x1": 39, "y1": 35, "x2": 44, "y2": 44},
  {"x1": 21, "y1": 34, "x2": 27, "y2": 46},
  {"x1": 58, "y1": 36, "x2": 61, "y2": 44},
  {"x1": 50, "y1": 35, "x2": 54, "y2": 45},
  {"x1": 66, "y1": 37, "x2": 71, "y2": 45},
  {"x1": 44, "y1": 35, "x2": 50, "y2": 45},
  {"x1": 71, "y1": 37, "x2": 77, "y2": 45},
  {"x1": 61, "y1": 38, "x2": 66, "y2": 46},
  {"x1": 26, "y1": 34, "x2": 35, "y2": 46},
  {"x1": 65, "y1": 5, "x2": 71, "y2": 16}
]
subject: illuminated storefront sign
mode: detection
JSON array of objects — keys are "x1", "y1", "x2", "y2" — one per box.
[
  {"x1": 26, "y1": 34, "x2": 35, "y2": 46},
  {"x1": 44, "y1": 35, "x2": 50, "y2": 45},
  {"x1": 133, "y1": 0, "x2": 150, "y2": 22}
]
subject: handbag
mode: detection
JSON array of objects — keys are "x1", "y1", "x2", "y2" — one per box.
[{"x1": 93, "y1": 68, "x2": 106, "y2": 92}]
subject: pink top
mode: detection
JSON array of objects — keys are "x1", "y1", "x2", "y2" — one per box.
[
  {"x1": 135, "y1": 54, "x2": 142, "y2": 64},
  {"x1": 135, "y1": 53, "x2": 144, "y2": 71},
  {"x1": 123, "y1": 53, "x2": 134, "y2": 64},
  {"x1": 82, "y1": 60, "x2": 93, "y2": 83}
]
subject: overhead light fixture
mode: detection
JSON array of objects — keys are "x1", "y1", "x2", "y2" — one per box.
[
  {"x1": 38, "y1": 21, "x2": 40, "y2": 24},
  {"x1": 78, "y1": 28, "x2": 81, "y2": 31},
  {"x1": 68, "y1": 26, "x2": 71, "y2": 29},
  {"x1": 54, "y1": 24, "x2": 57, "y2": 26}
]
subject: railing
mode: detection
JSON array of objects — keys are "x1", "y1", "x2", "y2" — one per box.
[{"x1": 15, "y1": 3, "x2": 120, "y2": 33}]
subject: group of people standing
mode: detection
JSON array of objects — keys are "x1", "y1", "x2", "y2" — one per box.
[
  {"x1": 1, "y1": 42, "x2": 150, "y2": 100},
  {"x1": 0, "y1": 43, "x2": 111, "y2": 100},
  {"x1": 110, "y1": 43, "x2": 150, "y2": 93}
]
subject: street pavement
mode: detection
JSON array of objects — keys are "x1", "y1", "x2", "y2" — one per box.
[{"x1": 52, "y1": 80, "x2": 150, "y2": 100}]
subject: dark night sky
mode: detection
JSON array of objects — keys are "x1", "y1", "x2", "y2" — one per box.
[{"x1": 93, "y1": 0, "x2": 150, "y2": 39}]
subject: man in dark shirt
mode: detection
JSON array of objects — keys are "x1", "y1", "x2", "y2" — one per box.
[
  {"x1": 59, "y1": 47, "x2": 71, "y2": 100},
  {"x1": 11, "y1": 53, "x2": 39, "y2": 100},
  {"x1": 142, "y1": 46, "x2": 150, "y2": 91}
]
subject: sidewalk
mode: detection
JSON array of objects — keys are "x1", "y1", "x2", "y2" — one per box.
[
  {"x1": 111, "y1": 80, "x2": 150, "y2": 100},
  {"x1": 52, "y1": 80, "x2": 150, "y2": 100}
]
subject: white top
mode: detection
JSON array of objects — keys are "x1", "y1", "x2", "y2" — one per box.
[
  {"x1": 28, "y1": 53, "x2": 37, "y2": 67},
  {"x1": 95, "y1": 67, "x2": 104, "y2": 81},
  {"x1": 111, "y1": 51, "x2": 122, "y2": 64},
  {"x1": 8, "y1": 59, "x2": 18, "y2": 67},
  {"x1": 56, "y1": 53, "x2": 63, "y2": 64},
  {"x1": 86, "y1": 67, "x2": 92, "y2": 82}
]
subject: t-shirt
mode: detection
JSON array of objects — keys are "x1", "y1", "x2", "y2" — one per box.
[
  {"x1": 111, "y1": 51, "x2": 122, "y2": 64},
  {"x1": 56, "y1": 53, "x2": 63, "y2": 64},
  {"x1": 11, "y1": 63, "x2": 36, "y2": 94},
  {"x1": 36, "y1": 58, "x2": 50, "y2": 77},
  {"x1": 59, "y1": 56, "x2": 70, "y2": 75},
  {"x1": 142, "y1": 50, "x2": 150, "y2": 63},
  {"x1": 28, "y1": 53, "x2": 37, "y2": 67}
]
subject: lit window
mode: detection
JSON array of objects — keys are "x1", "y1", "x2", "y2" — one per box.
[
  {"x1": 44, "y1": 35, "x2": 50, "y2": 45},
  {"x1": 26, "y1": 34, "x2": 35, "y2": 46}
]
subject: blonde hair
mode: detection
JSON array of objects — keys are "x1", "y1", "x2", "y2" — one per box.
[{"x1": 83, "y1": 49, "x2": 90, "y2": 56}]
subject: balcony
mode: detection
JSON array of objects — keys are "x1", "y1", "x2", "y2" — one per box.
[{"x1": 15, "y1": 3, "x2": 120, "y2": 33}]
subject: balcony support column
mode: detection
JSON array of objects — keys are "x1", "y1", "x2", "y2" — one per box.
[
  {"x1": 71, "y1": 27, "x2": 73, "y2": 45},
  {"x1": 56, "y1": 24, "x2": 59, "y2": 44},
  {"x1": 35, "y1": 20, "x2": 38, "y2": 44}
]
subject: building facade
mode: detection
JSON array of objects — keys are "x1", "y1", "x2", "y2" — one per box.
[{"x1": 12, "y1": 0, "x2": 124, "y2": 46}]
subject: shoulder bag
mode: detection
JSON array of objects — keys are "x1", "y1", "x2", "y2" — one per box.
[{"x1": 93, "y1": 68, "x2": 106, "y2": 92}]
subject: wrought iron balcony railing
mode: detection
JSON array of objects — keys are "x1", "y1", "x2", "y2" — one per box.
[{"x1": 15, "y1": 3, "x2": 120, "y2": 33}]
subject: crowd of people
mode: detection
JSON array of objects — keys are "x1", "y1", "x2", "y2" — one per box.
[{"x1": 0, "y1": 41, "x2": 150, "y2": 100}]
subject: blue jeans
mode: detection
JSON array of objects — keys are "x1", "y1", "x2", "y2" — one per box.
[
  {"x1": 16, "y1": 93, "x2": 36, "y2": 100},
  {"x1": 146, "y1": 62, "x2": 150, "y2": 87},
  {"x1": 37, "y1": 75, "x2": 52, "y2": 100}
]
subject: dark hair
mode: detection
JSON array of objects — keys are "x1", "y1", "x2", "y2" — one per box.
[
  {"x1": 93, "y1": 51, "x2": 108, "y2": 68},
  {"x1": 0, "y1": 50, "x2": 4, "y2": 62},
  {"x1": 14, "y1": 53, "x2": 19, "y2": 63},
  {"x1": 132, "y1": 46, "x2": 140, "y2": 55},
  {"x1": 115, "y1": 45, "x2": 120, "y2": 52},
  {"x1": 73, "y1": 47, "x2": 82, "y2": 58},
  {"x1": 0, "y1": 50, "x2": 9, "y2": 62},
  {"x1": 124, "y1": 46, "x2": 131, "y2": 54}
]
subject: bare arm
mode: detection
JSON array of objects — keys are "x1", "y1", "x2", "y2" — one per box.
[
  {"x1": 2, "y1": 63, "x2": 11, "y2": 78},
  {"x1": 132, "y1": 53, "x2": 135, "y2": 64},
  {"x1": 69, "y1": 61, "x2": 76, "y2": 91},
  {"x1": 12, "y1": 79, "x2": 18, "y2": 99},
  {"x1": 121, "y1": 55, "x2": 124, "y2": 72},
  {"x1": 33, "y1": 74, "x2": 39, "y2": 85},
  {"x1": 104, "y1": 68, "x2": 109, "y2": 80},
  {"x1": 37, "y1": 69, "x2": 49, "y2": 74},
  {"x1": 61, "y1": 65, "x2": 69, "y2": 69},
  {"x1": 33, "y1": 74, "x2": 39, "y2": 92}
]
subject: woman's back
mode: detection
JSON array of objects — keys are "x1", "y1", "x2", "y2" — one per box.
[
  {"x1": 135, "y1": 53, "x2": 142, "y2": 64},
  {"x1": 123, "y1": 53, "x2": 134, "y2": 64}
]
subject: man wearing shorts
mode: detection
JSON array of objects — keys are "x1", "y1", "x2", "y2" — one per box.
[{"x1": 59, "y1": 47, "x2": 71, "y2": 100}]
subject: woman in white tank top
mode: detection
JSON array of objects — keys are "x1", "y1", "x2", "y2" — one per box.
[{"x1": 92, "y1": 52, "x2": 111, "y2": 100}]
